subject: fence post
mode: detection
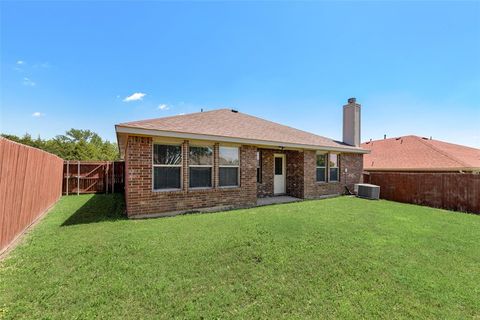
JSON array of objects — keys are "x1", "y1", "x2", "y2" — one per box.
[
  {"x1": 112, "y1": 161, "x2": 115, "y2": 194},
  {"x1": 105, "y1": 161, "x2": 108, "y2": 194},
  {"x1": 77, "y1": 160, "x2": 80, "y2": 196},
  {"x1": 66, "y1": 160, "x2": 69, "y2": 196}
]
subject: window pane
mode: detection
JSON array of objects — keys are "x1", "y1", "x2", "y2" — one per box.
[
  {"x1": 274, "y1": 157, "x2": 283, "y2": 175},
  {"x1": 330, "y1": 168, "x2": 339, "y2": 182},
  {"x1": 329, "y1": 153, "x2": 338, "y2": 168},
  {"x1": 154, "y1": 145, "x2": 181, "y2": 165},
  {"x1": 316, "y1": 154, "x2": 327, "y2": 167},
  {"x1": 189, "y1": 146, "x2": 213, "y2": 165},
  {"x1": 189, "y1": 167, "x2": 212, "y2": 188},
  {"x1": 219, "y1": 167, "x2": 238, "y2": 186},
  {"x1": 154, "y1": 167, "x2": 181, "y2": 189},
  {"x1": 219, "y1": 146, "x2": 239, "y2": 165},
  {"x1": 316, "y1": 168, "x2": 326, "y2": 182},
  {"x1": 256, "y1": 151, "x2": 262, "y2": 183}
]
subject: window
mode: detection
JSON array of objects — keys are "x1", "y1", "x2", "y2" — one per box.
[
  {"x1": 189, "y1": 146, "x2": 213, "y2": 188},
  {"x1": 219, "y1": 146, "x2": 239, "y2": 187},
  {"x1": 256, "y1": 151, "x2": 262, "y2": 183},
  {"x1": 153, "y1": 144, "x2": 182, "y2": 190},
  {"x1": 329, "y1": 153, "x2": 339, "y2": 182},
  {"x1": 316, "y1": 153, "x2": 327, "y2": 182},
  {"x1": 274, "y1": 157, "x2": 283, "y2": 175}
]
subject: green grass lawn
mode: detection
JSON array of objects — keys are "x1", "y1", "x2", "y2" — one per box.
[{"x1": 1, "y1": 195, "x2": 479, "y2": 319}]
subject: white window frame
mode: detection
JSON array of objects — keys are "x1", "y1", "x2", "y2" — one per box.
[
  {"x1": 152, "y1": 143, "x2": 183, "y2": 191},
  {"x1": 219, "y1": 146, "x2": 240, "y2": 188},
  {"x1": 328, "y1": 153, "x2": 340, "y2": 183},
  {"x1": 316, "y1": 152, "x2": 327, "y2": 183},
  {"x1": 188, "y1": 145, "x2": 214, "y2": 189}
]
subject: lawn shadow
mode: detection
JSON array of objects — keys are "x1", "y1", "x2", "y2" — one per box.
[{"x1": 61, "y1": 193, "x2": 127, "y2": 226}]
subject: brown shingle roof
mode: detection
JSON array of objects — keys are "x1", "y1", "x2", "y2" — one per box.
[
  {"x1": 117, "y1": 109, "x2": 366, "y2": 152},
  {"x1": 362, "y1": 135, "x2": 480, "y2": 171}
]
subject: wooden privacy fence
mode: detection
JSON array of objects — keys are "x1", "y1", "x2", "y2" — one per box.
[
  {"x1": 63, "y1": 161, "x2": 124, "y2": 195},
  {"x1": 364, "y1": 171, "x2": 480, "y2": 214},
  {"x1": 0, "y1": 138, "x2": 63, "y2": 253}
]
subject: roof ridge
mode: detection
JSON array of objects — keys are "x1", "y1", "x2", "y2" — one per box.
[{"x1": 415, "y1": 136, "x2": 470, "y2": 167}]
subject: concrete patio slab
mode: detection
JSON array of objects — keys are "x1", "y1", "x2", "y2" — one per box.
[{"x1": 257, "y1": 196, "x2": 302, "y2": 206}]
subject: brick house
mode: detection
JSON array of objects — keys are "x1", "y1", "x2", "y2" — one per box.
[{"x1": 116, "y1": 98, "x2": 368, "y2": 218}]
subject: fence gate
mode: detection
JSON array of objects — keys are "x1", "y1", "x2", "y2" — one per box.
[{"x1": 63, "y1": 161, "x2": 124, "y2": 195}]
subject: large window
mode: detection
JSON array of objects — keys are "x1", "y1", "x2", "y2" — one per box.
[
  {"x1": 329, "y1": 153, "x2": 339, "y2": 182},
  {"x1": 153, "y1": 144, "x2": 182, "y2": 190},
  {"x1": 189, "y1": 146, "x2": 213, "y2": 188},
  {"x1": 256, "y1": 151, "x2": 262, "y2": 183},
  {"x1": 316, "y1": 153, "x2": 327, "y2": 182},
  {"x1": 219, "y1": 146, "x2": 239, "y2": 187}
]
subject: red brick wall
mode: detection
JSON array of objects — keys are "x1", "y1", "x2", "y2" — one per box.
[
  {"x1": 125, "y1": 135, "x2": 364, "y2": 216},
  {"x1": 303, "y1": 151, "x2": 363, "y2": 199},
  {"x1": 257, "y1": 149, "x2": 362, "y2": 199},
  {"x1": 125, "y1": 136, "x2": 257, "y2": 217},
  {"x1": 257, "y1": 149, "x2": 275, "y2": 197},
  {"x1": 286, "y1": 150, "x2": 305, "y2": 198}
]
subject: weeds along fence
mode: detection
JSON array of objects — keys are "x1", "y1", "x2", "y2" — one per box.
[
  {"x1": 0, "y1": 137, "x2": 64, "y2": 253},
  {"x1": 63, "y1": 161, "x2": 124, "y2": 195},
  {"x1": 363, "y1": 171, "x2": 480, "y2": 214}
]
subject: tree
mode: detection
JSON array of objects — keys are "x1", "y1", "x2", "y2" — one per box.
[{"x1": 1, "y1": 129, "x2": 120, "y2": 161}]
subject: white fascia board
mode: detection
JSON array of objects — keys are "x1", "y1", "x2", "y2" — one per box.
[{"x1": 115, "y1": 125, "x2": 370, "y2": 154}]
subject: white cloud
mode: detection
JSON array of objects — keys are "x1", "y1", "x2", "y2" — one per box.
[
  {"x1": 158, "y1": 104, "x2": 169, "y2": 110},
  {"x1": 23, "y1": 77, "x2": 36, "y2": 86},
  {"x1": 32, "y1": 112, "x2": 44, "y2": 117},
  {"x1": 17, "y1": 60, "x2": 25, "y2": 65},
  {"x1": 123, "y1": 92, "x2": 146, "y2": 102},
  {"x1": 178, "y1": 113, "x2": 185, "y2": 115},
  {"x1": 33, "y1": 62, "x2": 50, "y2": 68}
]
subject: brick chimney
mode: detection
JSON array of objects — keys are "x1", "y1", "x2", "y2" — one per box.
[{"x1": 343, "y1": 97, "x2": 361, "y2": 147}]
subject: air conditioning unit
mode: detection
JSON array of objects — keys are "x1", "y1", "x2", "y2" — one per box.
[{"x1": 355, "y1": 183, "x2": 380, "y2": 200}]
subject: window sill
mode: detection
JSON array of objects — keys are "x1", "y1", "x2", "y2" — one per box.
[
  {"x1": 219, "y1": 185, "x2": 240, "y2": 189},
  {"x1": 189, "y1": 187, "x2": 213, "y2": 191},
  {"x1": 316, "y1": 181, "x2": 340, "y2": 185},
  {"x1": 152, "y1": 188, "x2": 182, "y2": 193}
]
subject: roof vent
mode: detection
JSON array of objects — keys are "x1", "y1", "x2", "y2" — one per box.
[
  {"x1": 422, "y1": 137, "x2": 428, "y2": 140},
  {"x1": 231, "y1": 109, "x2": 238, "y2": 113},
  {"x1": 396, "y1": 137, "x2": 401, "y2": 140}
]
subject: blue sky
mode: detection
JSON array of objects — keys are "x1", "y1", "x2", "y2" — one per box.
[{"x1": 1, "y1": 1, "x2": 479, "y2": 147}]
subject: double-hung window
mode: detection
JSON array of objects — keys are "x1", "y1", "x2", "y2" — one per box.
[
  {"x1": 316, "y1": 153, "x2": 327, "y2": 182},
  {"x1": 329, "y1": 153, "x2": 339, "y2": 182},
  {"x1": 189, "y1": 146, "x2": 213, "y2": 188},
  {"x1": 219, "y1": 146, "x2": 239, "y2": 187},
  {"x1": 153, "y1": 144, "x2": 182, "y2": 190}
]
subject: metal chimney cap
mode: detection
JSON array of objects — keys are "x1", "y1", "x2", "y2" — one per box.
[{"x1": 347, "y1": 97, "x2": 357, "y2": 104}]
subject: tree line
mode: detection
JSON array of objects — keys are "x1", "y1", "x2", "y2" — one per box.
[{"x1": 1, "y1": 129, "x2": 119, "y2": 161}]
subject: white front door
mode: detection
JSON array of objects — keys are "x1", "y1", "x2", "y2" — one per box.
[{"x1": 273, "y1": 154, "x2": 286, "y2": 195}]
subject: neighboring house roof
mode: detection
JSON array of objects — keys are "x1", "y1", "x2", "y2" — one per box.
[
  {"x1": 362, "y1": 135, "x2": 480, "y2": 171},
  {"x1": 116, "y1": 109, "x2": 367, "y2": 154}
]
